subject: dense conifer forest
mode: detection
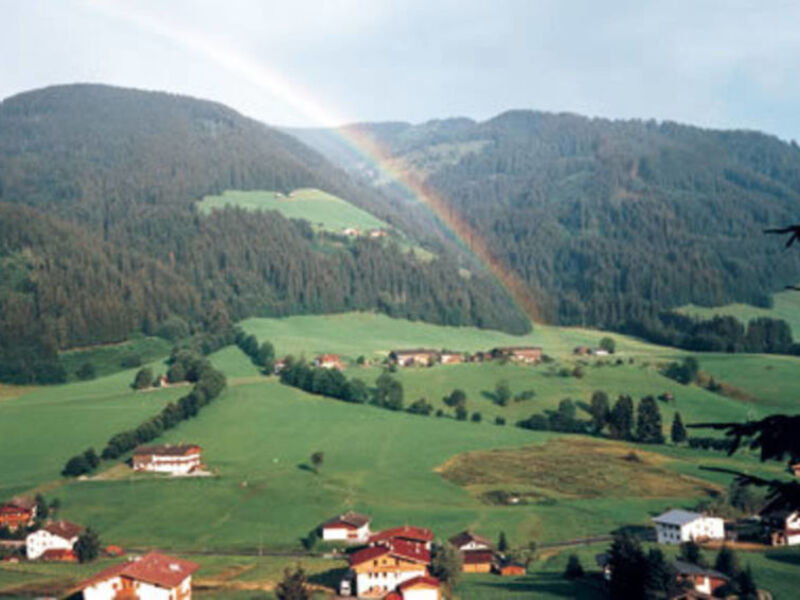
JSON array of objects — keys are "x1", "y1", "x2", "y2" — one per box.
[
  {"x1": 294, "y1": 112, "x2": 800, "y2": 329},
  {"x1": 0, "y1": 85, "x2": 528, "y2": 382}
]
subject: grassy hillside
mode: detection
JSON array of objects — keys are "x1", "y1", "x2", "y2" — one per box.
[
  {"x1": 678, "y1": 288, "x2": 800, "y2": 338},
  {"x1": 198, "y1": 188, "x2": 390, "y2": 233},
  {"x1": 59, "y1": 336, "x2": 173, "y2": 382}
]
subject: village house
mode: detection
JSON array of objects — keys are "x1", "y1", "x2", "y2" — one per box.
[
  {"x1": 343, "y1": 538, "x2": 431, "y2": 598},
  {"x1": 593, "y1": 348, "x2": 610, "y2": 356},
  {"x1": 652, "y1": 509, "x2": 725, "y2": 544},
  {"x1": 790, "y1": 462, "x2": 800, "y2": 477},
  {"x1": 499, "y1": 562, "x2": 527, "y2": 577},
  {"x1": 761, "y1": 503, "x2": 800, "y2": 546},
  {"x1": 439, "y1": 352, "x2": 463, "y2": 365},
  {"x1": 369, "y1": 229, "x2": 389, "y2": 239},
  {"x1": 132, "y1": 444, "x2": 203, "y2": 475},
  {"x1": 77, "y1": 551, "x2": 199, "y2": 600},
  {"x1": 0, "y1": 497, "x2": 37, "y2": 531},
  {"x1": 389, "y1": 349, "x2": 438, "y2": 367},
  {"x1": 491, "y1": 346, "x2": 543, "y2": 364},
  {"x1": 26, "y1": 520, "x2": 82, "y2": 560},
  {"x1": 343, "y1": 227, "x2": 362, "y2": 237},
  {"x1": 368, "y1": 526, "x2": 435, "y2": 549},
  {"x1": 273, "y1": 358, "x2": 287, "y2": 375},
  {"x1": 321, "y1": 512, "x2": 372, "y2": 544},
  {"x1": 461, "y1": 549, "x2": 495, "y2": 573},
  {"x1": 674, "y1": 560, "x2": 729, "y2": 596},
  {"x1": 448, "y1": 531, "x2": 491, "y2": 552},
  {"x1": 315, "y1": 353, "x2": 344, "y2": 370},
  {"x1": 595, "y1": 553, "x2": 612, "y2": 581},
  {"x1": 573, "y1": 345, "x2": 592, "y2": 356}
]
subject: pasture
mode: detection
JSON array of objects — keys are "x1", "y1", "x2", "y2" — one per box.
[
  {"x1": 59, "y1": 335, "x2": 172, "y2": 382},
  {"x1": 197, "y1": 188, "x2": 388, "y2": 233}
]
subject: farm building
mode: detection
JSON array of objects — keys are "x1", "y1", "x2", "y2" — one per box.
[
  {"x1": 761, "y1": 503, "x2": 800, "y2": 546},
  {"x1": 369, "y1": 229, "x2": 388, "y2": 238},
  {"x1": 674, "y1": 560, "x2": 729, "y2": 596},
  {"x1": 273, "y1": 358, "x2": 287, "y2": 374},
  {"x1": 573, "y1": 345, "x2": 591, "y2": 356},
  {"x1": 491, "y1": 346, "x2": 543, "y2": 364},
  {"x1": 76, "y1": 551, "x2": 199, "y2": 600},
  {"x1": 41, "y1": 548, "x2": 77, "y2": 562},
  {"x1": 321, "y1": 511, "x2": 372, "y2": 543},
  {"x1": 342, "y1": 227, "x2": 362, "y2": 237},
  {"x1": 448, "y1": 530, "x2": 491, "y2": 552},
  {"x1": 315, "y1": 353, "x2": 344, "y2": 370},
  {"x1": 390, "y1": 349, "x2": 438, "y2": 367},
  {"x1": 0, "y1": 497, "x2": 37, "y2": 530},
  {"x1": 344, "y1": 539, "x2": 431, "y2": 597},
  {"x1": 499, "y1": 563, "x2": 526, "y2": 576},
  {"x1": 26, "y1": 520, "x2": 82, "y2": 560},
  {"x1": 652, "y1": 509, "x2": 725, "y2": 544},
  {"x1": 369, "y1": 525, "x2": 434, "y2": 549},
  {"x1": 397, "y1": 575, "x2": 441, "y2": 600},
  {"x1": 132, "y1": 444, "x2": 203, "y2": 475},
  {"x1": 439, "y1": 352, "x2": 463, "y2": 365},
  {"x1": 461, "y1": 549, "x2": 495, "y2": 573}
]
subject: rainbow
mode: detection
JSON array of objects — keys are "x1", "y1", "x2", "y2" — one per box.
[{"x1": 88, "y1": 1, "x2": 543, "y2": 323}]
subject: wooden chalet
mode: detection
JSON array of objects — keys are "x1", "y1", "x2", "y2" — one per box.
[
  {"x1": 0, "y1": 497, "x2": 37, "y2": 531},
  {"x1": 491, "y1": 346, "x2": 543, "y2": 364},
  {"x1": 390, "y1": 349, "x2": 438, "y2": 367}
]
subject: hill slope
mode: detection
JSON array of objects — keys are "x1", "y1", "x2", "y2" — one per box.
[
  {"x1": 0, "y1": 85, "x2": 530, "y2": 381},
  {"x1": 291, "y1": 114, "x2": 800, "y2": 328}
]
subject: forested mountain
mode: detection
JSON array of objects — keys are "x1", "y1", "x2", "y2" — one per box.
[
  {"x1": 0, "y1": 85, "x2": 529, "y2": 381},
  {"x1": 292, "y1": 113, "x2": 800, "y2": 327}
]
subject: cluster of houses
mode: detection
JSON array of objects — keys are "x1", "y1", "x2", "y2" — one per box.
[
  {"x1": 131, "y1": 443, "x2": 205, "y2": 476},
  {"x1": 573, "y1": 345, "x2": 611, "y2": 357},
  {"x1": 342, "y1": 227, "x2": 389, "y2": 239},
  {"x1": 319, "y1": 513, "x2": 526, "y2": 599}
]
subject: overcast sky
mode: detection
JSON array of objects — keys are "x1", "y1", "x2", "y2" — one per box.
[{"x1": 4, "y1": 0, "x2": 800, "y2": 140}]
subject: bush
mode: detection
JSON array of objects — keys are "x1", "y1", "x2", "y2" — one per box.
[
  {"x1": 408, "y1": 398, "x2": 433, "y2": 415},
  {"x1": 471, "y1": 411, "x2": 482, "y2": 423},
  {"x1": 120, "y1": 353, "x2": 142, "y2": 368},
  {"x1": 132, "y1": 367, "x2": 154, "y2": 390},
  {"x1": 495, "y1": 416, "x2": 506, "y2": 426},
  {"x1": 564, "y1": 554, "x2": 584, "y2": 579},
  {"x1": 75, "y1": 362, "x2": 96, "y2": 380}
]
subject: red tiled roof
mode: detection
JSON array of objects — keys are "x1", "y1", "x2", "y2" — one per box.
[
  {"x1": 80, "y1": 551, "x2": 199, "y2": 591},
  {"x1": 398, "y1": 575, "x2": 440, "y2": 591},
  {"x1": 43, "y1": 520, "x2": 83, "y2": 540},
  {"x1": 323, "y1": 511, "x2": 371, "y2": 530},
  {"x1": 386, "y1": 593, "x2": 403, "y2": 600},
  {"x1": 369, "y1": 526, "x2": 434, "y2": 544},
  {"x1": 349, "y1": 539, "x2": 430, "y2": 567},
  {"x1": 133, "y1": 444, "x2": 201, "y2": 457},
  {"x1": 350, "y1": 544, "x2": 390, "y2": 567},
  {"x1": 317, "y1": 354, "x2": 341, "y2": 362},
  {"x1": 462, "y1": 550, "x2": 495, "y2": 565}
]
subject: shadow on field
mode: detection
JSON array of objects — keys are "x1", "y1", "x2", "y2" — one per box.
[
  {"x1": 308, "y1": 566, "x2": 348, "y2": 589},
  {"x1": 611, "y1": 524, "x2": 655, "y2": 540},
  {"x1": 765, "y1": 549, "x2": 800, "y2": 566},
  {"x1": 468, "y1": 574, "x2": 603, "y2": 598},
  {"x1": 481, "y1": 390, "x2": 499, "y2": 403},
  {"x1": 297, "y1": 463, "x2": 315, "y2": 473}
]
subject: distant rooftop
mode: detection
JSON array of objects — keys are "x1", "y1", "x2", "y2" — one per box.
[{"x1": 652, "y1": 509, "x2": 704, "y2": 526}]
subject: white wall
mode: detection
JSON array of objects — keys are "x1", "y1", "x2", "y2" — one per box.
[
  {"x1": 356, "y1": 568, "x2": 426, "y2": 596},
  {"x1": 25, "y1": 530, "x2": 76, "y2": 560}
]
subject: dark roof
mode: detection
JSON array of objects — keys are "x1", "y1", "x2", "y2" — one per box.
[
  {"x1": 350, "y1": 539, "x2": 430, "y2": 566},
  {"x1": 673, "y1": 560, "x2": 729, "y2": 581},
  {"x1": 595, "y1": 553, "x2": 610, "y2": 568},
  {"x1": 42, "y1": 520, "x2": 83, "y2": 539},
  {"x1": 133, "y1": 444, "x2": 201, "y2": 457},
  {"x1": 323, "y1": 511, "x2": 371, "y2": 529},
  {"x1": 462, "y1": 549, "x2": 495, "y2": 564},
  {"x1": 448, "y1": 530, "x2": 492, "y2": 549}
]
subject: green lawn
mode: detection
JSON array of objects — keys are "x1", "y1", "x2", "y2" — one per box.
[{"x1": 197, "y1": 188, "x2": 389, "y2": 233}]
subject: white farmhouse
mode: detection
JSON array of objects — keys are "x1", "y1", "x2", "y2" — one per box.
[
  {"x1": 26, "y1": 520, "x2": 82, "y2": 560},
  {"x1": 132, "y1": 444, "x2": 203, "y2": 475},
  {"x1": 78, "y1": 551, "x2": 199, "y2": 600},
  {"x1": 448, "y1": 530, "x2": 491, "y2": 552},
  {"x1": 321, "y1": 511, "x2": 371, "y2": 543},
  {"x1": 763, "y1": 508, "x2": 800, "y2": 545},
  {"x1": 652, "y1": 509, "x2": 724, "y2": 544}
]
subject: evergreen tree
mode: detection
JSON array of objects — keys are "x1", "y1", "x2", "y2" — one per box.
[
  {"x1": 563, "y1": 554, "x2": 584, "y2": 579},
  {"x1": 132, "y1": 367, "x2": 154, "y2": 390},
  {"x1": 275, "y1": 565, "x2": 311, "y2": 600},
  {"x1": 608, "y1": 533, "x2": 648, "y2": 600},
  {"x1": 310, "y1": 451, "x2": 324, "y2": 474},
  {"x1": 644, "y1": 548, "x2": 680, "y2": 598},
  {"x1": 75, "y1": 362, "x2": 96, "y2": 380},
  {"x1": 498, "y1": 531, "x2": 508, "y2": 552},
  {"x1": 74, "y1": 528, "x2": 101, "y2": 563},
  {"x1": 589, "y1": 390, "x2": 610, "y2": 433},
  {"x1": 714, "y1": 545, "x2": 741, "y2": 579},
  {"x1": 636, "y1": 396, "x2": 664, "y2": 443},
  {"x1": 609, "y1": 395, "x2": 634, "y2": 440},
  {"x1": 495, "y1": 380, "x2": 511, "y2": 406},
  {"x1": 678, "y1": 541, "x2": 707, "y2": 567},
  {"x1": 599, "y1": 337, "x2": 616, "y2": 354},
  {"x1": 736, "y1": 565, "x2": 758, "y2": 600},
  {"x1": 671, "y1": 411, "x2": 687, "y2": 444}
]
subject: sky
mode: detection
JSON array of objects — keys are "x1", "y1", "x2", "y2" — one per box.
[{"x1": 4, "y1": 0, "x2": 800, "y2": 141}]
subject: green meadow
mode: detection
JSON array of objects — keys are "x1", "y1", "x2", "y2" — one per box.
[
  {"x1": 197, "y1": 188, "x2": 388, "y2": 233},
  {"x1": 678, "y1": 288, "x2": 800, "y2": 338},
  {"x1": 59, "y1": 335, "x2": 173, "y2": 382},
  {"x1": 3, "y1": 312, "x2": 800, "y2": 596}
]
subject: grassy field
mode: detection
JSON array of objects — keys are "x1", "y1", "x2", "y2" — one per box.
[
  {"x1": 59, "y1": 335, "x2": 173, "y2": 381},
  {"x1": 197, "y1": 188, "x2": 389, "y2": 233},
  {"x1": 3, "y1": 312, "x2": 799, "y2": 598},
  {"x1": 678, "y1": 288, "x2": 800, "y2": 337}
]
